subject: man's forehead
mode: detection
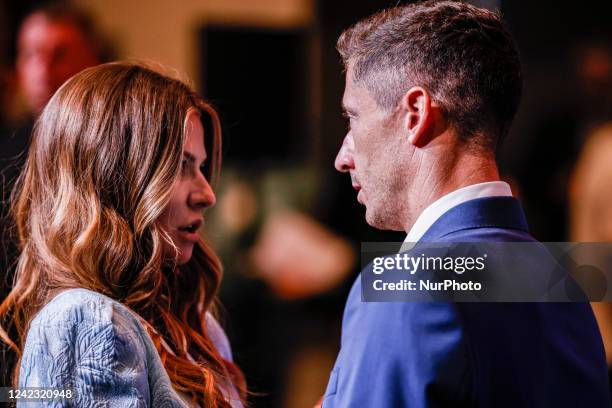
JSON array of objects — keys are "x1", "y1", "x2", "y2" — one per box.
[
  {"x1": 342, "y1": 64, "x2": 359, "y2": 108},
  {"x1": 342, "y1": 67, "x2": 379, "y2": 114},
  {"x1": 342, "y1": 93, "x2": 356, "y2": 116}
]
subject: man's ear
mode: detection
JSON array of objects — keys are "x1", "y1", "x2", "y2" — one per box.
[{"x1": 400, "y1": 86, "x2": 432, "y2": 146}]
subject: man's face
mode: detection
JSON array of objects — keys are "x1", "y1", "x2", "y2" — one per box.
[
  {"x1": 17, "y1": 14, "x2": 99, "y2": 113},
  {"x1": 334, "y1": 65, "x2": 408, "y2": 231}
]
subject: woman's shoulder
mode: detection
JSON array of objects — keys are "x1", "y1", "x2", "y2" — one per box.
[
  {"x1": 20, "y1": 288, "x2": 154, "y2": 405},
  {"x1": 26, "y1": 287, "x2": 148, "y2": 354},
  {"x1": 25, "y1": 288, "x2": 149, "y2": 365},
  {"x1": 32, "y1": 288, "x2": 128, "y2": 326}
]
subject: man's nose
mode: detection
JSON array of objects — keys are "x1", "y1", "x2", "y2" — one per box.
[
  {"x1": 334, "y1": 136, "x2": 355, "y2": 173},
  {"x1": 190, "y1": 176, "x2": 216, "y2": 210}
]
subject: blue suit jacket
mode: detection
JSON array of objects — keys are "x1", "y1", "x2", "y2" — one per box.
[{"x1": 323, "y1": 197, "x2": 610, "y2": 407}]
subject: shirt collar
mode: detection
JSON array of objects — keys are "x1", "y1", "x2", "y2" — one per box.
[{"x1": 404, "y1": 181, "x2": 512, "y2": 243}]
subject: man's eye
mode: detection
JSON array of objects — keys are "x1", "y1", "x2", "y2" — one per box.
[{"x1": 346, "y1": 117, "x2": 355, "y2": 131}]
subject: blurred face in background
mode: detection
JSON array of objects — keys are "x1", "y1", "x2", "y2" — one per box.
[{"x1": 17, "y1": 13, "x2": 99, "y2": 114}]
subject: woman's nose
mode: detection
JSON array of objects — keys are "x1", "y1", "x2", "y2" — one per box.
[{"x1": 190, "y1": 176, "x2": 216, "y2": 210}]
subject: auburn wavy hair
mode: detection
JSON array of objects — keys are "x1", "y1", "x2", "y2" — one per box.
[{"x1": 0, "y1": 62, "x2": 245, "y2": 407}]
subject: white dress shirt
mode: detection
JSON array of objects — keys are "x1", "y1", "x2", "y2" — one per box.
[{"x1": 404, "y1": 181, "x2": 512, "y2": 243}]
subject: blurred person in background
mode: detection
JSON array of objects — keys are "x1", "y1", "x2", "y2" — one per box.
[
  {"x1": 15, "y1": 3, "x2": 106, "y2": 116},
  {"x1": 0, "y1": 62, "x2": 245, "y2": 407},
  {"x1": 532, "y1": 42, "x2": 612, "y2": 399},
  {"x1": 2, "y1": 2, "x2": 108, "y2": 275},
  {"x1": 321, "y1": 1, "x2": 609, "y2": 406},
  {"x1": 571, "y1": 121, "x2": 612, "y2": 401},
  {"x1": 0, "y1": 4, "x2": 107, "y2": 384},
  {"x1": 513, "y1": 40, "x2": 612, "y2": 241}
]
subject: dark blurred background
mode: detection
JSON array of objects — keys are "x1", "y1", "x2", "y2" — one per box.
[{"x1": 1, "y1": 0, "x2": 612, "y2": 407}]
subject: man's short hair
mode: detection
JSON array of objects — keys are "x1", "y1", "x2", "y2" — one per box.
[{"x1": 337, "y1": 0, "x2": 522, "y2": 150}]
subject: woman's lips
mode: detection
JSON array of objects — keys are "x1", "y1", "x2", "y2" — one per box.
[
  {"x1": 177, "y1": 219, "x2": 203, "y2": 242},
  {"x1": 179, "y1": 229, "x2": 199, "y2": 242}
]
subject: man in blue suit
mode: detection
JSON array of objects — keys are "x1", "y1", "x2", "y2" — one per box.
[{"x1": 322, "y1": 1, "x2": 610, "y2": 407}]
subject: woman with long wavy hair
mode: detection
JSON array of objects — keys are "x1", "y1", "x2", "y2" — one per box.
[{"x1": 0, "y1": 62, "x2": 245, "y2": 407}]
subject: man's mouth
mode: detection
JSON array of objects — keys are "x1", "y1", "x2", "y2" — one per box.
[{"x1": 350, "y1": 173, "x2": 361, "y2": 191}]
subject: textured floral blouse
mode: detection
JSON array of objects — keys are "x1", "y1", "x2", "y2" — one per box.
[{"x1": 18, "y1": 288, "x2": 243, "y2": 407}]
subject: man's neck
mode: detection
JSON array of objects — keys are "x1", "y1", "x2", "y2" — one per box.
[{"x1": 402, "y1": 150, "x2": 500, "y2": 232}]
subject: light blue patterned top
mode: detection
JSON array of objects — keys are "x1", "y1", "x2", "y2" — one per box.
[{"x1": 18, "y1": 288, "x2": 242, "y2": 407}]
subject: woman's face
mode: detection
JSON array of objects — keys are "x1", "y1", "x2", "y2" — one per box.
[{"x1": 158, "y1": 109, "x2": 216, "y2": 265}]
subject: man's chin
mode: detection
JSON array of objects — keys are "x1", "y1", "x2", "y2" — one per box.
[
  {"x1": 364, "y1": 205, "x2": 403, "y2": 231},
  {"x1": 364, "y1": 207, "x2": 385, "y2": 230}
]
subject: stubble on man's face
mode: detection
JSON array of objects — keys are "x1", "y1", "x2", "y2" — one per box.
[
  {"x1": 342, "y1": 67, "x2": 408, "y2": 231},
  {"x1": 358, "y1": 123, "x2": 407, "y2": 231}
]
